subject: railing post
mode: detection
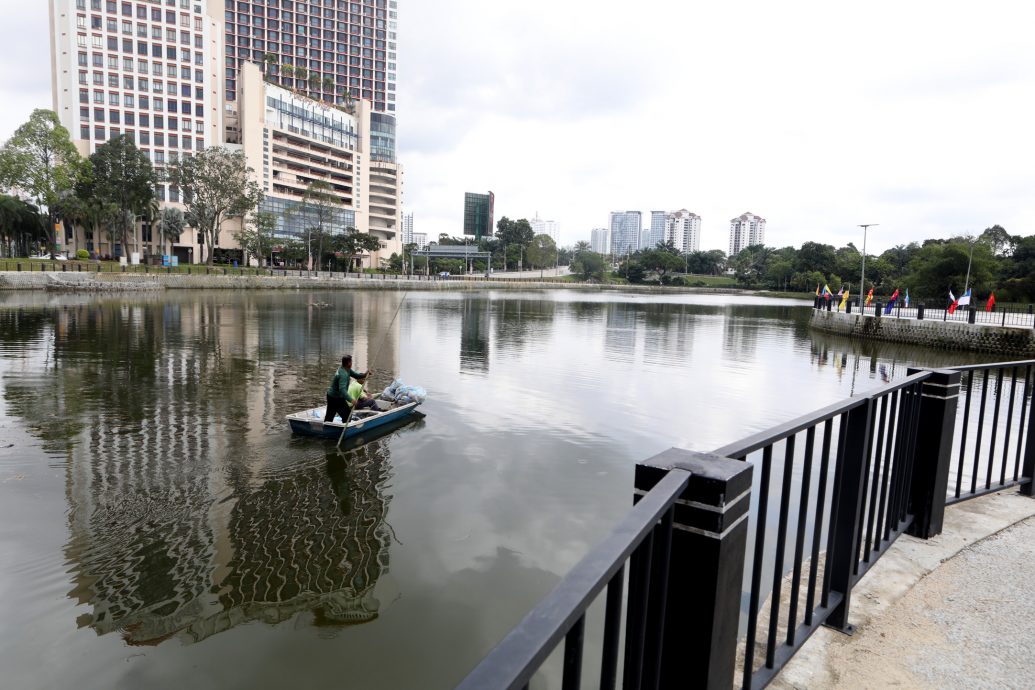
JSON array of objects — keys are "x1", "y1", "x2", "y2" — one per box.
[
  {"x1": 846, "y1": 301, "x2": 852, "y2": 314},
  {"x1": 968, "y1": 307, "x2": 976, "y2": 324},
  {"x1": 917, "y1": 303, "x2": 925, "y2": 320},
  {"x1": 633, "y1": 448, "x2": 753, "y2": 690},
  {"x1": 824, "y1": 401, "x2": 873, "y2": 632},
  {"x1": 905, "y1": 368, "x2": 961, "y2": 537},
  {"x1": 1022, "y1": 386, "x2": 1035, "y2": 497}
]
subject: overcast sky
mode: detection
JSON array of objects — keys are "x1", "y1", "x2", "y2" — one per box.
[{"x1": 3, "y1": 0, "x2": 1033, "y2": 253}]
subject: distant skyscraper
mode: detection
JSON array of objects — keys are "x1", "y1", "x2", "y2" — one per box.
[
  {"x1": 590, "y1": 228, "x2": 610, "y2": 254},
  {"x1": 530, "y1": 214, "x2": 560, "y2": 245},
  {"x1": 666, "y1": 210, "x2": 702, "y2": 254},
  {"x1": 463, "y1": 192, "x2": 494, "y2": 239},
  {"x1": 650, "y1": 211, "x2": 667, "y2": 248},
  {"x1": 729, "y1": 212, "x2": 766, "y2": 256},
  {"x1": 412, "y1": 232, "x2": 428, "y2": 250},
  {"x1": 609, "y1": 211, "x2": 642, "y2": 256},
  {"x1": 402, "y1": 213, "x2": 414, "y2": 245},
  {"x1": 640, "y1": 229, "x2": 652, "y2": 250}
]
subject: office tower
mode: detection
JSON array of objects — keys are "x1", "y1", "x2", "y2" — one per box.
[
  {"x1": 49, "y1": 0, "x2": 224, "y2": 259},
  {"x1": 666, "y1": 209, "x2": 701, "y2": 254},
  {"x1": 650, "y1": 211, "x2": 667, "y2": 248},
  {"x1": 640, "y1": 228, "x2": 652, "y2": 250},
  {"x1": 608, "y1": 211, "x2": 641, "y2": 256},
  {"x1": 463, "y1": 192, "x2": 494, "y2": 239},
  {"x1": 729, "y1": 212, "x2": 766, "y2": 257},
  {"x1": 590, "y1": 228, "x2": 610, "y2": 254},
  {"x1": 219, "y1": 0, "x2": 398, "y2": 115}
]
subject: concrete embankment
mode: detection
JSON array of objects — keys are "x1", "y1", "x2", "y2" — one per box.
[
  {"x1": 810, "y1": 309, "x2": 1035, "y2": 356},
  {"x1": 0, "y1": 271, "x2": 747, "y2": 295}
]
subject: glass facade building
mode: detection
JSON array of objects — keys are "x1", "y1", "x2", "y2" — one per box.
[{"x1": 463, "y1": 192, "x2": 494, "y2": 239}]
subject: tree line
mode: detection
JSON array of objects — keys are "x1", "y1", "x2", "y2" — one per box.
[{"x1": 0, "y1": 109, "x2": 381, "y2": 268}]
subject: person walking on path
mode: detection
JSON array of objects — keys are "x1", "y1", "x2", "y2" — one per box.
[{"x1": 324, "y1": 354, "x2": 369, "y2": 422}]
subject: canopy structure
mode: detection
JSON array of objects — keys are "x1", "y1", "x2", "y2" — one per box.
[{"x1": 409, "y1": 244, "x2": 492, "y2": 274}]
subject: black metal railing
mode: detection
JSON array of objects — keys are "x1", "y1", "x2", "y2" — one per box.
[
  {"x1": 456, "y1": 469, "x2": 690, "y2": 690},
  {"x1": 458, "y1": 360, "x2": 1034, "y2": 689},
  {"x1": 714, "y1": 372, "x2": 925, "y2": 688},
  {"x1": 815, "y1": 299, "x2": 1035, "y2": 329},
  {"x1": 947, "y1": 361, "x2": 1034, "y2": 503}
]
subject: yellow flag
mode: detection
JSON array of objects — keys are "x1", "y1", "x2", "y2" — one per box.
[{"x1": 839, "y1": 290, "x2": 849, "y2": 310}]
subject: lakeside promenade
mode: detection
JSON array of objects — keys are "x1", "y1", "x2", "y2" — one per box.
[{"x1": 774, "y1": 487, "x2": 1035, "y2": 688}]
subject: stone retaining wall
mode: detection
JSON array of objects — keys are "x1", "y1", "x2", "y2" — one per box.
[
  {"x1": 0, "y1": 271, "x2": 745, "y2": 295},
  {"x1": 809, "y1": 309, "x2": 1035, "y2": 356}
]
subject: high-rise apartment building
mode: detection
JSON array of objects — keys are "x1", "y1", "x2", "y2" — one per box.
[
  {"x1": 49, "y1": 0, "x2": 225, "y2": 260},
  {"x1": 401, "y1": 212, "x2": 413, "y2": 245},
  {"x1": 411, "y1": 231, "x2": 427, "y2": 250},
  {"x1": 729, "y1": 212, "x2": 766, "y2": 257},
  {"x1": 463, "y1": 192, "x2": 494, "y2": 239},
  {"x1": 530, "y1": 213, "x2": 560, "y2": 245},
  {"x1": 590, "y1": 228, "x2": 610, "y2": 254},
  {"x1": 609, "y1": 211, "x2": 642, "y2": 256},
  {"x1": 237, "y1": 61, "x2": 400, "y2": 267},
  {"x1": 639, "y1": 229, "x2": 652, "y2": 250},
  {"x1": 649, "y1": 211, "x2": 667, "y2": 248},
  {"x1": 666, "y1": 209, "x2": 701, "y2": 254},
  {"x1": 220, "y1": 0, "x2": 398, "y2": 115}
]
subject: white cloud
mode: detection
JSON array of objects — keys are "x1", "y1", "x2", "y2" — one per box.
[{"x1": 3, "y1": 1, "x2": 1032, "y2": 254}]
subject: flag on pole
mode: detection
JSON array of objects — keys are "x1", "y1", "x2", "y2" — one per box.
[
  {"x1": 947, "y1": 289, "x2": 961, "y2": 314},
  {"x1": 839, "y1": 289, "x2": 849, "y2": 310},
  {"x1": 904, "y1": 289, "x2": 910, "y2": 308},
  {"x1": 884, "y1": 288, "x2": 900, "y2": 314},
  {"x1": 865, "y1": 287, "x2": 874, "y2": 306},
  {"x1": 821, "y1": 284, "x2": 833, "y2": 300},
  {"x1": 837, "y1": 286, "x2": 844, "y2": 297},
  {"x1": 986, "y1": 292, "x2": 996, "y2": 312},
  {"x1": 957, "y1": 288, "x2": 972, "y2": 308},
  {"x1": 815, "y1": 283, "x2": 821, "y2": 297}
]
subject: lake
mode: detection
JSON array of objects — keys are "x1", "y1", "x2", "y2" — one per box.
[{"x1": 0, "y1": 289, "x2": 999, "y2": 689}]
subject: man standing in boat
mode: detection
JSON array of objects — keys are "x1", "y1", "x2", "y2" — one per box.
[{"x1": 325, "y1": 355, "x2": 369, "y2": 422}]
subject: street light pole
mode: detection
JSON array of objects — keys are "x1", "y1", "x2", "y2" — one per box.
[
  {"x1": 963, "y1": 236, "x2": 975, "y2": 294},
  {"x1": 858, "y1": 223, "x2": 878, "y2": 308}
]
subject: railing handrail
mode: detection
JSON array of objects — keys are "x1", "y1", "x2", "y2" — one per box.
[
  {"x1": 713, "y1": 371, "x2": 931, "y2": 459},
  {"x1": 456, "y1": 469, "x2": 690, "y2": 690},
  {"x1": 949, "y1": 359, "x2": 1035, "y2": 372}
]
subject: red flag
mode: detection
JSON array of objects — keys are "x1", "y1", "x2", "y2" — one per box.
[{"x1": 986, "y1": 293, "x2": 996, "y2": 311}]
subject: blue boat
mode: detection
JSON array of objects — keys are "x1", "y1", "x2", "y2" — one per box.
[{"x1": 286, "y1": 400, "x2": 423, "y2": 439}]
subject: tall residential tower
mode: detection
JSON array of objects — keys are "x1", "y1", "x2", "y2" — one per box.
[{"x1": 729, "y1": 212, "x2": 766, "y2": 257}]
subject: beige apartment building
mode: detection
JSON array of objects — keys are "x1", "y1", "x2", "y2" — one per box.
[{"x1": 48, "y1": 0, "x2": 401, "y2": 267}]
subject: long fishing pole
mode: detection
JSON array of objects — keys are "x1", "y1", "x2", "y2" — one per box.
[{"x1": 337, "y1": 288, "x2": 410, "y2": 448}]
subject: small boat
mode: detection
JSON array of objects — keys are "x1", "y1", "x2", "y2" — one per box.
[{"x1": 286, "y1": 399, "x2": 423, "y2": 439}]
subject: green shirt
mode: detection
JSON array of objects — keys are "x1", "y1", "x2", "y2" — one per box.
[{"x1": 327, "y1": 367, "x2": 364, "y2": 401}]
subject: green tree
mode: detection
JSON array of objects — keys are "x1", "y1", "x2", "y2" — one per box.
[
  {"x1": 169, "y1": 147, "x2": 263, "y2": 265},
  {"x1": 903, "y1": 238, "x2": 996, "y2": 297},
  {"x1": 685, "y1": 249, "x2": 726, "y2": 275},
  {"x1": 0, "y1": 194, "x2": 43, "y2": 257},
  {"x1": 334, "y1": 229, "x2": 382, "y2": 271},
  {"x1": 640, "y1": 248, "x2": 684, "y2": 281},
  {"x1": 296, "y1": 180, "x2": 340, "y2": 270},
  {"x1": 88, "y1": 135, "x2": 157, "y2": 256},
  {"x1": 571, "y1": 250, "x2": 605, "y2": 281},
  {"x1": 731, "y1": 244, "x2": 772, "y2": 285},
  {"x1": 0, "y1": 109, "x2": 84, "y2": 257},
  {"x1": 525, "y1": 233, "x2": 558, "y2": 277},
  {"x1": 156, "y1": 207, "x2": 185, "y2": 258},
  {"x1": 235, "y1": 210, "x2": 276, "y2": 267},
  {"x1": 495, "y1": 216, "x2": 535, "y2": 268},
  {"x1": 795, "y1": 241, "x2": 837, "y2": 276}
]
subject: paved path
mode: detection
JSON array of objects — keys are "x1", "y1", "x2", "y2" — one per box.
[{"x1": 774, "y1": 490, "x2": 1035, "y2": 689}]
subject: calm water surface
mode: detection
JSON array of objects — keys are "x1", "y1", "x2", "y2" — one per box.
[{"x1": 0, "y1": 290, "x2": 999, "y2": 689}]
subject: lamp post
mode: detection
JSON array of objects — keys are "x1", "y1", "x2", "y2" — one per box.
[{"x1": 858, "y1": 223, "x2": 878, "y2": 309}]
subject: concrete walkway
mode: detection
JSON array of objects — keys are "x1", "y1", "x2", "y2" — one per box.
[{"x1": 774, "y1": 489, "x2": 1035, "y2": 689}]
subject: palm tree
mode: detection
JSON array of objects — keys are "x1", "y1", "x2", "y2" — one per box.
[
  {"x1": 574, "y1": 240, "x2": 592, "y2": 253},
  {"x1": 156, "y1": 207, "x2": 184, "y2": 260}
]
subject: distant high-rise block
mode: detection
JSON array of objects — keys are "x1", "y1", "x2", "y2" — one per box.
[
  {"x1": 729, "y1": 212, "x2": 766, "y2": 256},
  {"x1": 665, "y1": 210, "x2": 701, "y2": 254},
  {"x1": 402, "y1": 213, "x2": 414, "y2": 246},
  {"x1": 609, "y1": 211, "x2": 642, "y2": 256},
  {"x1": 590, "y1": 228, "x2": 610, "y2": 254},
  {"x1": 464, "y1": 192, "x2": 494, "y2": 239},
  {"x1": 650, "y1": 211, "x2": 667, "y2": 248},
  {"x1": 531, "y1": 214, "x2": 560, "y2": 245}
]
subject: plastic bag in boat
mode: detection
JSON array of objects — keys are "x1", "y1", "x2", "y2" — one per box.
[{"x1": 380, "y1": 378, "x2": 427, "y2": 404}]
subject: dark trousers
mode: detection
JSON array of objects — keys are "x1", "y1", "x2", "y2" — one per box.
[{"x1": 325, "y1": 395, "x2": 351, "y2": 422}]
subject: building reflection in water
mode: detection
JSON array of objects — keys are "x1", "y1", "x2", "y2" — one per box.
[
  {"x1": 460, "y1": 296, "x2": 490, "y2": 374},
  {"x1": 0, "y1": 294, "x2": 401, "y2": 646}
]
